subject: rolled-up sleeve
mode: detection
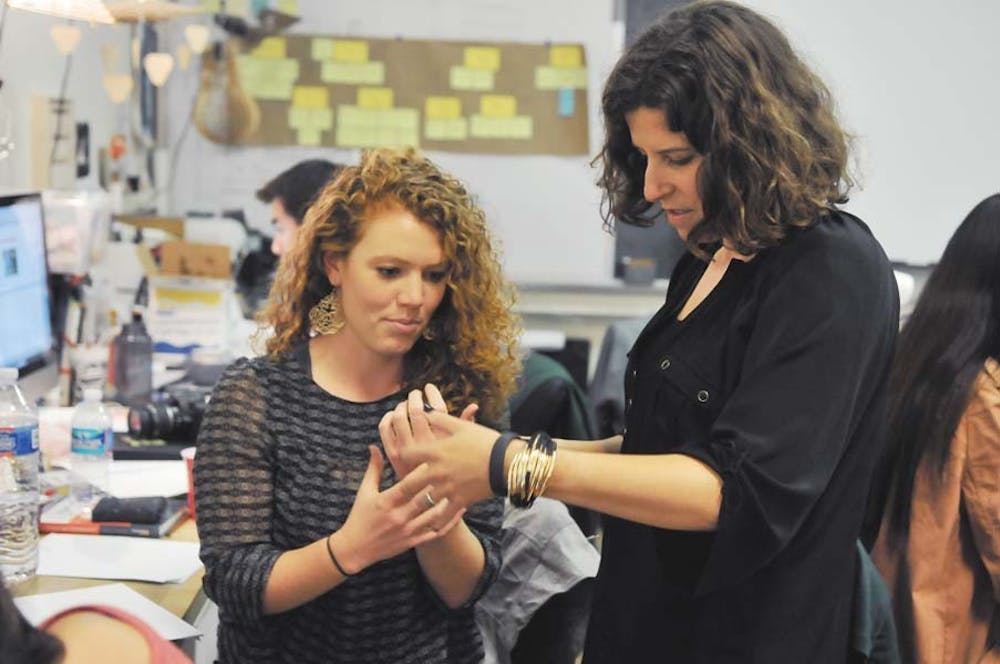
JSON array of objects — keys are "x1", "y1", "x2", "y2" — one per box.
[
  {"x1": 194, "y1": 358, "x2": 283, "y2": 625},
  {"x1": 678, "y1": 241, "x2": 897, "y2": 595}
]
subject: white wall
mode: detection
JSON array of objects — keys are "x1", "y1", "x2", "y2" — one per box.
[
  {"x1": 163, "y1": 0, "x2": 621, "y2": 285},
  {"x1": 0, "y1": 10, "x2": 128, "y2": 193},
  {"x1": 741, "y1": 0, "x2": 1000, "y2": 265},
  {"x1": 4, "y1": 1, "x2": 999, "y2": 274}
]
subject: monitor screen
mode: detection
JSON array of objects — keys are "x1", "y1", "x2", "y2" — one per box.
[{"x1": 0, "y1": 193, "x2": 54, "y2": 373}]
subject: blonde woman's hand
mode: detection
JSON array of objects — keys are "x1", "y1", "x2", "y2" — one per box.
[
  {"x1": 329, "y1": 446, "x2": 466, "y2": 575},
  {"x1": 380, "y1": 384, "x2": 478, "y2": 478}
]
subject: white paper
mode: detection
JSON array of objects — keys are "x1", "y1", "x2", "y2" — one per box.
[
  {"x1": 37, "y1": 534, "x2": 201, "y2": 583},
  {"x1": 109, "y1": 460, "x2": 188, "y2": 498},
  {"x1": 14, "y1": 583, "x2": 200, "y2": 640}
]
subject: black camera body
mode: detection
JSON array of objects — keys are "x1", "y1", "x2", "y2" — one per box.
[{"x1": 128, "y1": 382, "x2": 212, "y2": 442}]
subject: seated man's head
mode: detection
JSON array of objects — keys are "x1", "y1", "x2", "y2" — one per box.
[{"x1": 256, "y1": 159, "x2": 344, "y2": 256}]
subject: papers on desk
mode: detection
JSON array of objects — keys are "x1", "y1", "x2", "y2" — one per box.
[
  {"x1": 37, "y1": 534, "x2": 201, "y2": 583},
  {"x1": 14, "y1": 583, "x2": 200, "y2": 640},
  {"x1": 110, "y1": 460, "x2": 188, "y2": 498}
]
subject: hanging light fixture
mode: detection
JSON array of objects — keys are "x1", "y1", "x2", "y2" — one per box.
[
  {"x1": 142, "y1": 51, "x2": 174, "y2": 87},
  {"x1": 8, "y1": 0, "x2": 114, "y2": 24},
  {"x1": 175, "y1": 42, "x2": 191, "y2": 70},
  {"x1": 102, "y1": 72, "x2": 133, "y2": 103},
  {"x1": 183, "y1": 24, "x2": 210, "y2": 55},
  {"x1": 50, "y1": 24, "x2": 83, "y2": 55}
]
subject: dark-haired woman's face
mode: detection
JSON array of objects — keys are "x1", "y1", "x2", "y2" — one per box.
[{"x1": 626, "y1": 106, "x2": 704, "y2": 240}]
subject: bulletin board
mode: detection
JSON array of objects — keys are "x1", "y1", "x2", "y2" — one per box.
[{"x1": 232, "y1": 34, "x2": 590, "y2": 155}]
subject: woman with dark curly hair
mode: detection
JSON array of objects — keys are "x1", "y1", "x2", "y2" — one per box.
[
  {"x1": 383, "y1": 2, "x2": 899, "y2": 661},
  {"x1": 194, "y1": 147, "x2": 521, "y2": 663}
]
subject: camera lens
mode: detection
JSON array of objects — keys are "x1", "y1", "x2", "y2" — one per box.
[{"x1": 128, "y1": 403, "x2": 178, "y2": 439}]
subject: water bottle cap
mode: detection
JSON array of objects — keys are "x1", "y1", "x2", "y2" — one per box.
[
  {"x1": 0, "y1": 367, "x2": 17, "y2": 384},
  {"x1": 83, "y1": 387, "x2": 103, "y2": 402}
]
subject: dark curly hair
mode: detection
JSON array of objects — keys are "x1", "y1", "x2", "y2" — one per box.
[
  {"x1": 597, "y1": 0, "x2": 852, "y2": 256},
  {"x1": 258, "y1": 148, "x2": 521, "y2": 424}
]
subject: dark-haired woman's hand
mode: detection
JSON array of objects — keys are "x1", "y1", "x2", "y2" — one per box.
[
  {"x1": 389, "y1": 403, "x2": 498, "y2": 509},
  {"x1": 380, "y1": 385, "x2": 478, "y2": 479}
]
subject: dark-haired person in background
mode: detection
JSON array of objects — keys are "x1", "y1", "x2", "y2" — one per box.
[
  {"x1": 866, "y1": 194, "x2": 1000, "y2": 664},
  {"x1": 382, "y1": 2, "x2": 899, "y2": 661},
  {"x1": 256, "y1": 159, "x2": 345, "y2": 257}
]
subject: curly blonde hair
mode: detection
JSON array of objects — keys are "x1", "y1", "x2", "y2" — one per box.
[
  {"x1": 258, "y1": 148, "x2": 521, "y2": 424},
  {"x1": 598, "y1": 0, "x2": 852, "y2": 256}
]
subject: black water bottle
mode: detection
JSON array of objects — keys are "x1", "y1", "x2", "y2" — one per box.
[{"x1": 112, "y1": 306, "x2": 153, "y2": 406}]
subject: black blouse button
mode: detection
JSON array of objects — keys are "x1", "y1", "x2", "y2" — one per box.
[
  {"x1": 660, "y1": 358, "x2": 671, "y2": 370},
  {"x1": 697, "y1": 390, "x2": 710, "y2": 403}
]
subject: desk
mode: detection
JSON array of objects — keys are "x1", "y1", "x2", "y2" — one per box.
[{"x1": 12, "y1": 518, "x2": 206, "y2": 624}]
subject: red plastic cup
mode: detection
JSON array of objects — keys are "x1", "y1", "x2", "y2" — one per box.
[{"x1": 181, "y1": 446, "x2": 196, "y2": 521}]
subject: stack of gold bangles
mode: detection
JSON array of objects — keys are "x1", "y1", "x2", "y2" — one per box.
[{"x1": 505, "y1": 431, "x2": 557, "y2": 508}]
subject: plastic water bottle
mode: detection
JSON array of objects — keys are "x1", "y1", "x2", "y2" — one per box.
[
  {"x1": 0, "y1": 367, "x2": 40, "y2": 585},
  {"x1": 70, "y1": 388, "x2": 113, "y2": 505},
  {"x1": 111, "y1": 305, "x2": 153, "y2": 407}
]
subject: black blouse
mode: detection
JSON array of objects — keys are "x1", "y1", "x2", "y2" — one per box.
[{"x1": 583, "y1": 210, "x2": 899, "y2": 663}]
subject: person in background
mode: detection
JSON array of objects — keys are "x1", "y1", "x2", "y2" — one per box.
[
  {"x1": 256, "y1": 158, "x2": 344, "y2": 257},
  {"x1": 866, "y1": 193, "x2": 1000, "y2": 663},
  {"x1": 0, "y1": 575, "x2": 191, "y2": 663},
  {"x1": 194, "y1": 147, "x2": 521, "y2": 663},
  {"x1": 381, "y1": 2, "x2": 899, "y2": 661}
]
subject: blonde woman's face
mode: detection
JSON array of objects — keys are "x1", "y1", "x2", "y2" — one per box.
[
  {"x1": 323, "y1": 205, "x2": 448, "y2": 360},
  {"x1": 626, "y1": 106, "x2": 705, "y2": 241}
]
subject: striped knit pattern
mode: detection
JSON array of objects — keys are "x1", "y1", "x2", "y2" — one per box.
[{"x1": 194, "y1": 351, "x2": 503, "y2": 663}]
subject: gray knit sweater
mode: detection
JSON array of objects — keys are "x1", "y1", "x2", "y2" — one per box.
[{"x1": 194, "y1": 348, "x2": 503, "y2": 663}]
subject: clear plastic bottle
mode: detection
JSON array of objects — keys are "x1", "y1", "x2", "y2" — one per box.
[
  {"x1": 70, "y1": 388, "x2": 113, "y2": 505},
  {"x1": 111, "y1": 306, "x2": 153, "y2": 406},
  {"x1": 0, "y1": 367, "x2": 40, "y2": 585}
]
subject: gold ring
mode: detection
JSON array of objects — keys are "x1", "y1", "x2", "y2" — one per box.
[{"x1": 424, "y1": 492, "x2": 436, "y2": 509}]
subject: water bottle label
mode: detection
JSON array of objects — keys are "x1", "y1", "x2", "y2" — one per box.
[
  {"x1": 71, "y1": 427, "x2": 112, "y2": 455},
  {"x1": 0, "y1": 425, "x2": 39, "y2": 457}
]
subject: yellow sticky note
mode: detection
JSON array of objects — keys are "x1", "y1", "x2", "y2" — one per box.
[
  {"x1": 480, "y1": 95, "x2": 517, "y2": 118},
  {"x1": 464, "y1": 47, "x2": 500, "y2": 71},
  {"x1": 357, "y1": 87, "x2": 393, "y2": 110},
  {"x1": 311, "y1": 38, "x2": 334, "y2": 60},
  {"x1": 449, "y1": 66, "x2": 494, "y2": 91},
  {"x1": 550, "y1": 45, "x2": 583, "y2": 68},
  {"x1": 276, "y1": 0, "x2": 298, "y2": 14},
  {"x1": 425, "y1": 118, "x2": 468, "y2": 141},
  {"x1": 334, "y1": 40, "x2": 369, "y2": 64},
  {"x1": 252, "y1": 37, "x2": 286, "y2": 59},
  {"x1": 292, "y1": 86, "x2": 329, "y2": 109},
  {"x1": 200, "y1": 0, "x2": 221, "y2": 11},
  {"x1": 535, "y1": 66, "x2": 588, "y2": 90},
  {"x1": 321, "y1": 62, "x2": 386, "y2": 85},
  {"x1": 425, "y1": 96, "x2": 462, "y2": 121},
  {"x1": 237, "y1": 56, "x2": 299, "y2": 100}
]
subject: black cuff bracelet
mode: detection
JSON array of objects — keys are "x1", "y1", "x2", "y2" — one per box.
[{"x1": 489, "y1": 431, "x2": 521, "y2": 496}]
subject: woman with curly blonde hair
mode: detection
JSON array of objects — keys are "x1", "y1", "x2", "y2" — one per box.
[
  {"x1": 194, "y1": 147, "x2": 520, "y2": 664},
  {"x1": 384, "y1": 2, "x2": 900, "y2": 662}
]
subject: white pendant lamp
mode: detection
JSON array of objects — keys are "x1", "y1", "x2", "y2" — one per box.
[
  {"x1": 50, "y1": 24, "x2": 82, "y2": 55},
  {"x1": 176, "y1": 43, "x2": 192, "y2": 70},
  {"x1": 103, "y1": 73, "x2": 134, "y2": 104},
  {"x1": 142, "y1": 52, "x2": 174, "y2": 87},
  {"x1": 183, "y1": 24, "x2": 210, "y2": 55}
]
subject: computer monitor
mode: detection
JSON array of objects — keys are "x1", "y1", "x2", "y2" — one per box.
[{"x1": 0, "y1": 193, "x2": 56, "y2": 388}]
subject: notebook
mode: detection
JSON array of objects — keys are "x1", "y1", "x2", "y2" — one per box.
[{"x1": 40, "y1": 494, "x2": 189, "y2": 538}]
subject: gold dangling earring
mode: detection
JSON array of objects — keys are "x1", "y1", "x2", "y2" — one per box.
[
  {"x1": 309, "y1": 288, "x2": 345, "y2": 336},
  {"x1": 422, "y1": 323, "x2": 435, "y2": 340}
]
